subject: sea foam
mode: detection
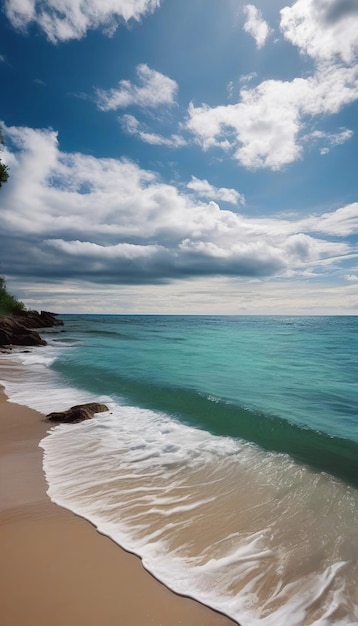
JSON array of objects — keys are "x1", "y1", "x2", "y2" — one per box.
[
  {"x1": 2, "y1": 326, "x2": 358, "y2": 626},
  {"x1": 38, "y1": 401, "x2": 358, "y2": 626}
]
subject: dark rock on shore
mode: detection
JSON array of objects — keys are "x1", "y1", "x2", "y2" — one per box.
[
  {"x1": 15, "y1": 310, "x2": 64, "y2": 329},
  {"x1": 0, "y1": 310, "x2": 63, "y2": 347},
  {"x1": 0, "y1": 316, "x2": 47, "y2": 347},
  {"x1": 47, "y1": 402, "x2": 109, "y2": 423}
]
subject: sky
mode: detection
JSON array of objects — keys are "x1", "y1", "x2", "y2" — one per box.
[{"x1": 0, "y1": 0, "x2": 358, "y2": 314}]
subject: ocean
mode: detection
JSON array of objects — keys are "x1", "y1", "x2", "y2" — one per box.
[{"x1": 2, "y1": 315, "x2": 358, "y2": 625}]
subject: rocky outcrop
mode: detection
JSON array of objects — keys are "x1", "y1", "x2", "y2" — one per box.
[
  {"x1": 0, "y1": 310, "x2": 63, "y2": 347},
  {"x1": 14, "y1": 310, "x2": 64, "y2": 329},
  {"x1": 0, "y1": 316, "x2": 47, "y2": 347},
  {"x1": 47, "y1": 402, "x2": 109, "y2": 423}
]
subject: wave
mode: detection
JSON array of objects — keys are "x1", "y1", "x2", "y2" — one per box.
[
  {"x1": 39, "y1": 399, "x2": 358, "y2": 626},
  {"x1": 50, "y1": 359, "x2": 358, "y2": 488},
  {"x1": 3, "y1": 347, "x2": 358, "y2": 625}
]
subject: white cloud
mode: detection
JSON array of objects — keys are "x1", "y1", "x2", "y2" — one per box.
[
  {"x1": 304, "y1": 127, "x2": 353, "y2": 154},
  {"x1": 0, "y1": 124, "x2": 355, "y2": 291},
  {"x1": 302, "y1": 203, "x2": 358, "y2": 237},
  {"x1": 240, "y1": 72, "x2": 257, "y2": 84},
  {"x1": 187, "y1": 92, "x2": 299, "y2": 170},
  {"x1": 4, "y1": 0, "x2": 161, "y2": 43},
  {"x1": 9, "y1": 273, "x2": 358, "y2": 315},
  {"x1": 345, "y1": 274, "x2": 358, "y2": 282},
  {"x1": 227, "y1": 80, "x2": 234, "y2": 99},
  {"x1": 187, "y1": 176, "x2": 245, "y2": 206},
  {"x1": 243, "y1": 4, "x2": 272, "y2": 49},
  {"x1": 135, "y1": 131, "x2": 185, "y2": 147},
  {"x1": 280, "y1": 0, "x2": 358, "y2": 63},
  {"x1": 96, "y1": 64, "x2": 178, "y2": 111},
  {"x1": 186, "y1": 63, "x2": 358, "y2": 170},
  {"x1": 121, "y1": 114, "x2": 186, "y2": 147},
  {"x1": 184, "y1": 1, "x2": 358, "y2": 171}
]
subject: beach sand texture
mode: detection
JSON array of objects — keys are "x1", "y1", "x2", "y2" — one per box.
[{"x1": 0, "y1": 367, "x2": 237, "y2": 626}]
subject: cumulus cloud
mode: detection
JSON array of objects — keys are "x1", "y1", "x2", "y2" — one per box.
[
  {"x1": 96, "y1": 64, "x2": 178, "y2": 111},
  {"x1": 4, "y1": 0, "x2": 161, "y2": 43},
  {"x1": 243, "y1": 4, "x2": 272, "y2": 49},
  {"x1": 186, "y1": 63, "x2": 358, "y2": 170},
  {"x1": 280, "y1": 0, "x2": 358, "y2": 63},
  {"x1": 184, "y1": 1, "x2": 358, "y2": 171},
  {"x1": 121, "y1": 114, "x2": 186, "y2": 147},
  {"x1": 0, "y1": 124, "x2": 354, "y2": 286},
  {"x1": 187, "y1": 176, "x2": 245, "y2": 205}
]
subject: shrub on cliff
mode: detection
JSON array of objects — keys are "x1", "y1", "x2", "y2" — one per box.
[
  {"x1": 0, "y1": 126, "x2": 9, "y2": 188},
  {"x1": 0, "y1": 161, "x2": 9, "y2": 187},
  {"x1": 0, "y1": 277, "x2": 26, "y2": 316}
]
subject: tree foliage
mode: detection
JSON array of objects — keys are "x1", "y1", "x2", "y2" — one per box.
[
  {"x1": 0, "y1": 161, "x2": 9, "y2": 187},
  {"x1": 0, "y1": 276, "x2": 26, "y2": 316},
  {"x1": 0, "y1": 125, "x2": 9, "y2": 188}
]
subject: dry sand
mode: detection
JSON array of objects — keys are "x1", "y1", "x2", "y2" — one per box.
[{"x1": 0, "y1": 366, "x2": 237, "y2": 626}]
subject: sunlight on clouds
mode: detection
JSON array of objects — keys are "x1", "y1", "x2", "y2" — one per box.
[
  {"x1": 96, "y1": 64, "x2": 178, "y2": 111},
  {"x1": 47, "y1": 240, "x2": 163, "y2": 259},
  {"x1": 187, "y1": 176, "x2": 245, "y2": 206},
  {"x1": 302, "y1": 203, "x2": 358, "y2": 237},
  {"x1": 184, "y1": 1, "x2": 358, "y2": 171},
  {"x1": 280, "y1": 0, "x2": 358, "y2": 63},
  {"x1": 4, "y1": 0, "x2": 161, "y2": 42},
  {"x1": 0, "y1": 124, "x2": 355, "y2": 295},
  {"x1": 187, "y1": 63, "x2": 358, "y2": 170},
  {"x1": 243, "y1": 4, "x2": 272, "y2": 49},
  {"x1": 1, "y1": 1, "x2": 357, "y2": 316},
  {"x1": 297, "y1": 64, "x2": 358, "y2": 116},
  {"x1": 187, "y1": 90, "x2": 301, "y2": 170}
]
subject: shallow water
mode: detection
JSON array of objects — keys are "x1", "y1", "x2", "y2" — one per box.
[{"x1": 2, "y1": 315, "x2": 358, "y2": 625}]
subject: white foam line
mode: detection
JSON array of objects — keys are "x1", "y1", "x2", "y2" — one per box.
[{"x1": 4, "y1": 347, "x2": 357, "y2": 626}]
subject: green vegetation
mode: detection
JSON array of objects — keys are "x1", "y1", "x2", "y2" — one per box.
[
  {"x1": 0, "y1": 125, "x2": 9, "y2": 188},
  {"x1": 0, "y1": 276, "x2": 26, "y2": 316},
  {"x1": 0, "y1": 161, "x2": 9, "y2": 187},
  {"x1": 0, "y1": 127, "x2": 15, "y2": 315}
]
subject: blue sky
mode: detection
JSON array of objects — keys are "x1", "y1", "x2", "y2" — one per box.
[{"x1": 0, "y1": 0, "x2": 358, "y2": 314}]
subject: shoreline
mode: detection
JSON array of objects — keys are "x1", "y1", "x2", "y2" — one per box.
[{"x1": 0, "y1": 363, "x2": 237, "y2": 626}]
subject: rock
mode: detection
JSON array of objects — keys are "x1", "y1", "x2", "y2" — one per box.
[
  {"x1": 16, "y1": 332, "x2": 47, "y2": 346},
  {"x1": 0, "y1": 309, "x2": 63, "y2": 347},
  {"x1": 14, "y1": 310, "x2": 64, "y2": 329},
  {"x1": 0, "y1": 316, "x2": 47, "y2": 347},
  {"x1": 0, "y1": 328, "x2": 11, "y2": 345},
  {"x1": 47, "y1": 402, "x2": 109, "y2": 423}
]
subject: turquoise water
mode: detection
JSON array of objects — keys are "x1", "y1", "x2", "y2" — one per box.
[
  {"x1": 53, "y1": 315, "x2": 358, "y2": 485},
  {"x1": 3, "y1": 315, "x2": 358, "y2": 626}
]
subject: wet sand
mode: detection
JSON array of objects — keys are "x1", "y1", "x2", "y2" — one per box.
[{"x1": 0, "y1": 367, "x2": 237, "y2": 626}]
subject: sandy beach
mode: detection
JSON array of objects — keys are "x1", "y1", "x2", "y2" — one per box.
[{"x1": 0, "y1": 362, "x2": 237, "y2": 626}]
